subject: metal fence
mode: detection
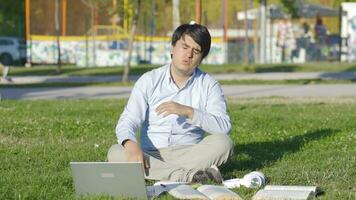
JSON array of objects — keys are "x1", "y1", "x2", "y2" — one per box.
[{"x1": 24, "y1": 1, "x2": 356, "y2": 66}]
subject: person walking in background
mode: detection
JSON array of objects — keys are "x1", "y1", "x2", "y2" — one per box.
[
  {"x1": 0, "y1": 62, "x2": 11, "y2": 82},
  {"x1": 107, "y1": 22, "x2": 233, "y2": 183},
  {"x1": 314, "y1": 14, "x2": 328, "y2": 61},
  {"x1": 276, "y1": 16, "x2": 296, "y2": 63}
]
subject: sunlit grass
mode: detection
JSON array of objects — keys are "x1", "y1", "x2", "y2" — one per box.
[{"x1": 0, "y1": 98, "x2": 355, "y2": 199}]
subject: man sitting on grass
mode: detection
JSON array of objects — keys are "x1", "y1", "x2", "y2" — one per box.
[{"x1": 107, "y1": 22, "x2": 233, "y2": 183}]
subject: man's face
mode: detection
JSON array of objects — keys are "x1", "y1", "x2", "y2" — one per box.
[{"x1": 171, "y1": 35, "x2": 203, "y2": 77}]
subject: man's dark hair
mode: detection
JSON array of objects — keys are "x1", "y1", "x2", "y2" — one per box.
[{"x1": 171, "y1": 23, "x2": 211, "y2": 59}]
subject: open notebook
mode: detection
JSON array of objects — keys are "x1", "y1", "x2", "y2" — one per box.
[
  {"x1": 148, "y1": 181, "x2": 243, "y2": 200},
  {"x1": 252, "y1": 185, "x2": 320, "y2": 200}
]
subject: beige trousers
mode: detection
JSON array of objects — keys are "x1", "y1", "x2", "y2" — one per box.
[{"x1": 107, "y1": 134, "x2": 233, "y2": 182}]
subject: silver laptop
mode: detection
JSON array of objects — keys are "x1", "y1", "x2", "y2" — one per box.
[{"x1": 70, "y1": 162, "x2": 148, "y2": 199}]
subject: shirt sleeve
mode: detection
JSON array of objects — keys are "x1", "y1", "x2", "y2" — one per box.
[
  {"x1": 115, "y1": 77, "x2": 149, "y2": 146},
  {"x1": 190, "y1": 81, "x2": 231, "y2": 135}
]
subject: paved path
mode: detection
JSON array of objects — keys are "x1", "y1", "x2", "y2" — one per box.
[
  {"x1": 1, "y1": 71, "x2": 356, "y2": 84},
  {"x1": 1, "y1": 71, "x2": 356, "y2": 100},
  {"x1": 2, "y1": 84, "x2": 356, "y2": 100}
]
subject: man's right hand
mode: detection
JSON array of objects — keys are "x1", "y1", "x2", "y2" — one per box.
[{"x1": 122, "y1": 140, "x2": 149, "y2": 169}]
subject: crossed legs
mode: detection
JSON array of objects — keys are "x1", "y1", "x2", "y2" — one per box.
[{"x1": 107, "y1": 134, "x2": 233, "y2": 182}]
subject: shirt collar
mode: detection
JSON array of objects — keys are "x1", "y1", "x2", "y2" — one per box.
[{"x1": 166, "y1": 63, "x2": 199, "y2": 88}]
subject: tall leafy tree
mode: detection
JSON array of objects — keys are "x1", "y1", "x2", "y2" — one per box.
[
  {"x1": 0, "y1": 0, "x2": 25, "y2": 37},
  {"x1": 280, "y1": 0, "x2": 299, "y2": 18}
]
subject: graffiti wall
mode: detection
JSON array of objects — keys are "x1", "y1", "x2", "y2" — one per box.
[{"x1": 28, "y1": 37, "x2": 226, "y2": 66}]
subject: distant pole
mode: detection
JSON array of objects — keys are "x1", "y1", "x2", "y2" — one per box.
[
  {"x1": 25, "y1": 0, "x2": 31, "y2": 66},
  {"x1": 149, "y1": 0, "x2": 155, "y2": 63},
  {"x1": 94, "y1": 2, "x2": 99, "y2": 26},
  {"x1": 25, "y1": 0, "x2": 30, "y2": 40},
  {"x1": 91, "y1": 4, "x2": 96, "y2": 67},
  {"x1": 85, "y1": 14, "x2": 89, "y2": 68},
  {"x1": 112, "y1": 0, "x2": 117, "y2": 34},
  {"x1": 55, "y1": 0, "x2": 61, "y2": 71},
  {"x1": 269, "y1": 10, "x2": 273, "y2": 63},
  {"x1": 223, "y1": 0, "x2": 228, "y2": 42},
  {"x1": 253, "y1": 0, "x2": 258, "y2": 64},
  {"x1": 259, "y1": 0, "x2": 267, "y2": 64},
  {"x1": 172, "y1": 0, "x2": 180, "y2": 29},
  {"x1": 112, "y1": 0, "x2": 116, "y2": 28},
  {"x1": 195, "y1": 0, "x2": 201, "y2": 24},
  {"x1": 62, "y1": 0, "x2": 67, "y2": 36},
  {"x1": 124, "y1": 0, "x2": 129, "y2": 34},
  {"x1": 244, "y1": 0, "x2": 249, "y2": 64},
  {"x1": 144, "y1": 12, "x2": 147, "y2": 61},
  {"x1": 81, "y1": 0, "x2": 97, "y2": 66}
]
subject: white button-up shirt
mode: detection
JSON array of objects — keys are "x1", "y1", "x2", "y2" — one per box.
[{"x1": 116, "y1": 64, "x2": 231, "y2": 151}]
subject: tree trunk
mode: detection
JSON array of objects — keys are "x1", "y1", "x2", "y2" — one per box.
[
  {"x1": 122, "y1": 0, "x2": 141, "y2": 83},
  {"x1": 81, "y1": 0, "x2": 97, "y2": 67}
]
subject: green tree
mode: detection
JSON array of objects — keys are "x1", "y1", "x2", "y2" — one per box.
[
  {"x1": 280, "y1": 0, "x2": 299, "y2": 18},
  {"x1": 0, "y1": 0, "x2": 25, "y2": 37}
]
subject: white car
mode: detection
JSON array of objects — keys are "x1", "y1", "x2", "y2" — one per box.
[{"x1": 0, "y1": 36, "x2": 26, "y2": 65}]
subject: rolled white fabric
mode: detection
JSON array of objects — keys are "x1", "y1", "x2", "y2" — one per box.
[{"x1": 223, "y1": 171, "x2": 266, "y2": 189}]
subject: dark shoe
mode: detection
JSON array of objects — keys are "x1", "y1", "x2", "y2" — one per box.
[
  {"x1": 192, "y1": 166, "x2": 223, "y2": 184},
  {"x1": 206, "y1": 165, "x2": 223, "y2": 184},
  {"x1": 192, "y1": 170, "x2": 209, "y2": 184}
]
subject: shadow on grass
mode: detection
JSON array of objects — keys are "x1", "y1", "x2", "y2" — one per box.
[
  {"x1": 319, "y1": 71, "x2": 356, "y2": 80},
  {"x1": 221, "y1": 128, "x2": 337, "y2": 173},
  {"x1": 254, "y1": 64, "x2": 300, "y2": 73}
]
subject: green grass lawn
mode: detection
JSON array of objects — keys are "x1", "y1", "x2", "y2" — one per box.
[
  {"x1": 3, "y1": 62, "x2": 356, "y2": 77},
  {"x1": 0, "y1": 98, "x2": 355, "y2": 199}
]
